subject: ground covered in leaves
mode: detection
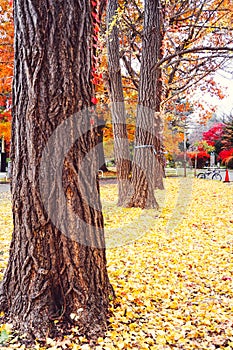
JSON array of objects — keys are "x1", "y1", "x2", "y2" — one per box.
[{"x1": 0, "y1": 178, "x2": 233, "y2": 349}]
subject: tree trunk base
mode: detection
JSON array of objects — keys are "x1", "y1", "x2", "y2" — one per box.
[
  {"x1": 0, "y1": 296, "x2": 111, "y2": 344},
  {"x1": 125, "y1": 196, "x2": 159, "y2": 209},
  {"x1": 124, "y1": 186, "x2": 159, "y2": 209},
  {"x1": 0, "y1": 251, "x2": 115, "y2": 343}
]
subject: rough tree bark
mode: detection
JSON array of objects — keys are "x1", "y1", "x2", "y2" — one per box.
[
  {"x1": 126, "y1": 0, "x2": 165, "y2": 209},
  {"x1": 0, "y1": 0, "x2": 112, "y2": 341},
  {"x1": 107, "y1": 0, "x2": 131, "y2": 206}
]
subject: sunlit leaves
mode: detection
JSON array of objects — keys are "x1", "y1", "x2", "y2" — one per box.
[
  {"x1": 0, "y1": 191, "x2": 12, "y2": 281},
  {"x1": 104, "y1": 179, "x2": 233, "y2": 349}
]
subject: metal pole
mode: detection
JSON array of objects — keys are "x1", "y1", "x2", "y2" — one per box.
[{"x1": 194, "y1": 152, "x2": 197, "y2": 177}]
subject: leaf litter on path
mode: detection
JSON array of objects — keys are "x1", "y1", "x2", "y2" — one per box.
[{"x1": 0, "y1": 179, "x2": 233, "y2": 349}]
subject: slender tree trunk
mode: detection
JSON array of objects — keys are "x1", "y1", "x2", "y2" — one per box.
[
  {"x1": 0, "y1": 0, "x2": 112, "y2": 341},
  {"x1": 92, "y1": 1, "x2": 109, "y2": 174},
  {"x1": 107, "y1": 0, "x2": 131, "y2": 206},
  {"x1": 126, "y1": 0, "x2": 164, "y2": 209},
  {"x1": 97, "y1": 117, "x2": 109, "y2": 172}
]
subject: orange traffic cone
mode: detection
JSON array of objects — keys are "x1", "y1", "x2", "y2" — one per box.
[{"x1": 224, "y1": 169, "x2": 230, "y2": 183}]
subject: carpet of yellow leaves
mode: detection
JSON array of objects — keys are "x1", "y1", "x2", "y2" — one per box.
[
  {"x1": 0, "y1": 179, "x2": 233, "y2": 349},
  {"x1": 0, "y1": 191, "x2": 12, "y2": 282}
]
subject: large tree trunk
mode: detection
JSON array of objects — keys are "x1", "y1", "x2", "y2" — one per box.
[
  {"x1": 126, "y1": 0, "x2": 164, "y2": 209},
  {"x1": 107, "y1": 0, "x2": 131, "y2": 206},
  {"x1": 0, "y1": 0, "x2": 112, "y2": 341}
]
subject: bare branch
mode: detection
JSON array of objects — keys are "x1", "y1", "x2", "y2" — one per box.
[
  {"x1": 154, "y1": 46, "x2": 233, "y2": 71},
  {"x1": 121, "y1": 55, "x2": 139, "y2": 89}
]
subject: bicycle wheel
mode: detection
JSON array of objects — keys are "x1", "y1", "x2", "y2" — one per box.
[
  {"x1": 212, "y1": 173, "x2": 222, "y2": 181},
  {"x1": 197, "y1": 173, "x2": 205, "y2": 179}
]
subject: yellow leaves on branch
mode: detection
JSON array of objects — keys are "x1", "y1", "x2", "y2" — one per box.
[{"x1": 0, "y1": 179, "x2": 233, "y2": 349}]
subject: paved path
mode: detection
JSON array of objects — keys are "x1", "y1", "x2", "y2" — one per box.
[
  {"x1": 99, "y1": 178, "x2": 117, "y2": 185},
  {"x1": 0, "y1": 173, "x2": 10, "y2": 194},
  {"x1": 0, "y1": 184, "x2": 10, "y2": 193},
  {"x1": 0, "y1": 170, "x2": 232, "y2": 195}
]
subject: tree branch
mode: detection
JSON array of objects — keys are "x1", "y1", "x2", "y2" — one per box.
[{"x1": 154, "y1": 46, "x2": 233, "y2": 70}]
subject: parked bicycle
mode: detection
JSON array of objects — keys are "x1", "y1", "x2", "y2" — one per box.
[{"x1": 197, "y1": 168, "x2": 222, "y2": 181}]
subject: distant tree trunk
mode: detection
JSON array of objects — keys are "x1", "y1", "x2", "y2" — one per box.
[
  {"x1": 97, "y1": 117, "x2": 109, "y2": 172},
  {"x1": 0, "y1": 0, "x2": 112, "y2": 341},
  {"x1": 107, "y1": 0, "x2": 131, "y2": 206},
  {"x1": 126, "y1": 0, "x2": 165, "y2": 209}
]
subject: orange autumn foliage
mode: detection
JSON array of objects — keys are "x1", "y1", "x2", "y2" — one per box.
[
  {"x1": 0, "y1": 121, "x2": 10, "y2": 141},
  {"x1": 0, "y1": 0, "x2": 14, "y2": 96},
  {"x1": 0, "y1": 0, "x2": 13, "y2": 148}
]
